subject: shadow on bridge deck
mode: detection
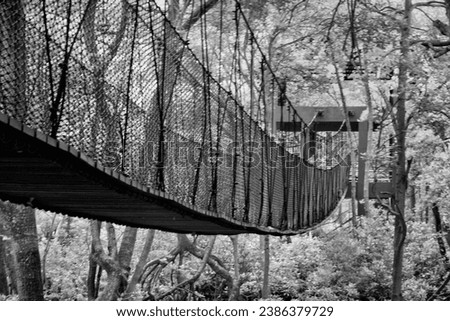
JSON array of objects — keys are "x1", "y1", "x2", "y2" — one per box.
[{"x1": 0, "y1": 113, "x2": 298, "y2": 236}]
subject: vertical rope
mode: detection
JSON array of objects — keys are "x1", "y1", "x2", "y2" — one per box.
[
  {"x1": 148, "y1": 1, "x2": 165, "y2": 190},
  {"x1": 122, "y1": 0, "x2": 139, "y2": 173}
]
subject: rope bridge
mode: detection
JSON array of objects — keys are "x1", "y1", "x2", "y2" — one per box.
[{"x1": 0, "y1": 0, "x2": 350, "y2": 234}]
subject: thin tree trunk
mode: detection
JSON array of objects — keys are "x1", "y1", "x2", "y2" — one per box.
[
  {"x1": 116, "y1": 226, "x2": 138, "y2": 292},
  {"x1": 229, "y1": 235, "x2": 240, "y2": 300},
  {"x1": 391, "y1": 205, "x2": 407, "y2": 301},
  {"x1": 429, "y1": 200, "x2": 450, "y2": 301},
  {"x1": 89, "y1": 220, "x2": 138, "y2": 301},
  {"x1": 87, "y1": 259, "x2": 99, "y2": 300},
  {"x1": 391, "y1": 0, "x2": 412, "y2": 301},
  {"x1": 261, "y1": 235, "x2": 270, "y2": 299},
  {"x1": 87, "y1": 220, "x2": 101, "y2": 300},
  {"x1": 124, "y1": 229, "x2": 155, "y2": 298},
  {"x1": 361, "y1": 60, "x2": 374, "y2": 216},
  {"x1": 41, "y1": 214, "x2": 58, "y2": 289},
  {"x1": 0, "y1": 236, "x2": 9, "y2": 295},
  {"x1": 97, "y1": 226, "x2": 138, "y2": 301},
  {"x1": 3, "y1": 239, "x2": 17, "y2": 294},
  {"x1": 65, "y1": 217, "x2": 72, "y2": 238},
  {"x1": 425, "y1": 185, "x2": 430, "y2": 223},
  {"x1": 410, "y1": 184, "x2": 416, "y2": 217},
  {"x1": 432, "y1": 204, "x2": 449, "y2": 268},
  {"x1": 330, "y1": 52, "x2": 358, "y2": 225}
]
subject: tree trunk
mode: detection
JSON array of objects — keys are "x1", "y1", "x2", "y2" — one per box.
[
  {"x1": 330, "y1": 51, "x2": 358, "y2": 225},
  {"x1": 3, "y1": 239, "x2": 17, "y2": 294},
  {"x1": 87, "y1": 258, "x2": 99, "y2": 301},
  {"x1": 391, "y1": 0, "x2": 412, "y2": 301},
  {"x1": 89, "y1": 220, "x2": 138, "y2": 301},
  {"x1": 157, "y1": 235, "x2": 216, "y2": 300},
  {"x1": 141, "y1": 234, "x2": 240, "y2": 301},
  {"x1": 115, "y1": 226, "x2": 138, "y2": 293},
  {"x1": 432, "y1": 204, "x2": 449, "y2": 268},
  {"x1": 260, "y1": 235, "x2": 270, "y2": 299},
  {"x1": 97, "y1": 225, "x2": 137, "y2": 300},
  {"x1": 124, "y1": 229, "x2": 155, "y2": 298},
  {"x1": 425, "y1": 185, "x2": 430, "y2": 223},
  {"x1": 361, "y1": 59, "x2": 374, "y2": 216},
  {"x1": 0, "y1": 236, "x2": 9, "y2": 295},
  {"x1": 410, "y1": 184, "x2": 416, "y2": 217},
  {"x1": 177, "y1": 234, "x2": 240, "y2": 300},
  {"x1": 229, "y1": 236, "x2": 240, "y2": 301},
  {"x1": 0, "y1": 201, "x2": 43, "y2": 300},
  {"x1": 87, "y1": 220, "x2": 102, "y2": 300},
  {"x1": 41, "y1": 214, "x2": 58, "y2": 290}
]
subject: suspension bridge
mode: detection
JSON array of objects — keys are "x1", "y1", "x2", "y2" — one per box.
[{"x1": 0, "y1": 0, "x2": 361, "y2": 235}]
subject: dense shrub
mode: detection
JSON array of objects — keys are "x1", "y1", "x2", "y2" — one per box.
[{"x1": 269, "y1": 213, "x2": 444, "y2": 301}]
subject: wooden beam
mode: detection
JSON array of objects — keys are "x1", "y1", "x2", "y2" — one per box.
[
  {"x1": 278, "y1": 121, "x2": 359, "y2": 132},
  {"x1": 275, "y1": 106, "x2": 379, "y2": 132},
  {"x1": 298, "y1": 106, "x2": 366, "y2": 123}
]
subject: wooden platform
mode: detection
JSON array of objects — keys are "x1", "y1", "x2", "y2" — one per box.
[
  {"x1": 276, "y1": 106, "x2": 381, "y2": 132},
  {"x1": 0, "y1": 113, "x2": 295, "y2": 235}
]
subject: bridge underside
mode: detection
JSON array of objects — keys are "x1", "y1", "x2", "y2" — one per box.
[{"x1": 0, "y1": 115, "x2": 293, "y2": 236}]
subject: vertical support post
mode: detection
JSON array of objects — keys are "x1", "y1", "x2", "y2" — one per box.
[
  {"x1": 357, "y1": 120, "x2": 369, "y2": 216},
  {"x1": 302, "y1": 127, "x2": 310, "y2": 160},
  {"x1": 302, "y1": 127, "x2": 316, "y2": 162},
  {"x1": 326, "y1": 132, "x2": 332, "y2": 167}
]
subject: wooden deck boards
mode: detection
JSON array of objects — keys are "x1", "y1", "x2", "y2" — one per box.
[{"x1": 0, "y1": 114, "x2": 294, "y2": 235}]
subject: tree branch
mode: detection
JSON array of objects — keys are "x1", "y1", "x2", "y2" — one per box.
[
  {"x1": 155, "y1": 235, "x2": 216, "y2": 300},
  {"x1": 412, "y1": 1, "x2": 446, "y2": 8},
  {"x1": 415, "y1": 39, "x2": 450, "y2": 46},
  {"x1": 427, "y1": 271, "x2": 450, "y2": 300},
  {"x1": 90, "y1": 221, "x2": 121, "y2": 275},
  {"x1": 105, "y1": 0, "x2": 130, "y2": 67},
  {"x1": 181, "y1": 0, "x2": 220, "y2": 31},
  {"x1": 106, "y1": 223, "x2": 118, "y2": 259}
]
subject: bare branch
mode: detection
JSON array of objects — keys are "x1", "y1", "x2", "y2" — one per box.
[
  {"x1": 156, "y1": 235, "x2": 216, "y2": 300},
  {"x1": 376, "y1": 196, "x2": 400, "y2": 216},
  {"x1": 90, "y1": 221, "x2": 122, "y2": 274},
  {"x1": 325, "y1": 0, "x2": 345, "y2": 42},
  {"x1": 412, "y1": 1, "x2": 446, "y2": 8},
  {"x1": 433, "y1": 46, "x2": 450, "y2": 57},
  {"x1": 428, "y1": 272, "x2": 450, "y2": 300},
  {"x1": 181, "y1": 0, "x2": 220, "y2": 31},
  {"x1": 106, "y1": 0, "x2": 130, "y2": 66}
]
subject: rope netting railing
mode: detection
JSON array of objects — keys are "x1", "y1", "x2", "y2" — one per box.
[
  {"x1": 0, "y1": 0, "x2": 350, "y2": 232},
  {"x1": 305, "y1": 121, "x2": 352, "y2": 169},
  {"x1": 175, "y1": 0, "x2": 308, "y2": 135}
]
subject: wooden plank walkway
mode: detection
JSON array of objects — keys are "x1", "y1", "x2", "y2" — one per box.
[{"x1": 0, "y1": 113, "x2": 296, "y2": 235}]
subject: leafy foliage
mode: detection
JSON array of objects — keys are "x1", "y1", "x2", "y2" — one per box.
[
  {"x1": 267, "y1": 214, "x2": 445, "y2": 301},
  {"x1": 36, "y1": 212, "x2": 90, "y2": 300}
]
